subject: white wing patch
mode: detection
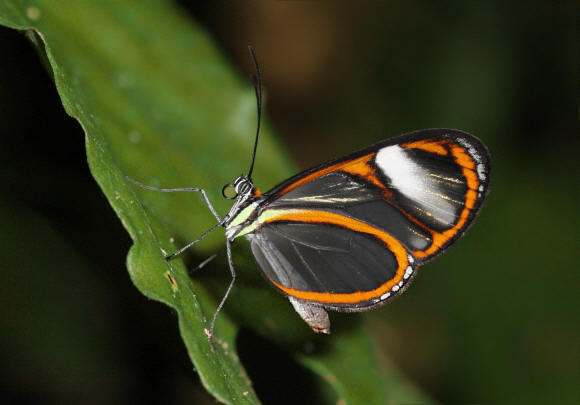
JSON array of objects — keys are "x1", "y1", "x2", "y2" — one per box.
[{"x1": 375, "y1": 145, "x2": 456, "y2": 226}]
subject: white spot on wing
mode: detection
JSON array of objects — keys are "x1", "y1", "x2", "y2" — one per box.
[
  {"x1": 477, "y1": 163, "x2": 486, "y2": 181},
  {"x1": 375, "y1": 145, "x2": 456, "y2": 224}
]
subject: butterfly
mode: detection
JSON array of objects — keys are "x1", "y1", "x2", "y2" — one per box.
[{"x1": 127, "y1": 47, "x2": 491, "y2": 339}]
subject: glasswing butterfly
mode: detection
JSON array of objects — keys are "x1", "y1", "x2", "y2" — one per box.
[{"x1": 127, "y1": 47, "x2": 491, "y2": 341}]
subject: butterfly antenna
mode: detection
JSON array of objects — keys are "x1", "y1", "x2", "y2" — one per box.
[{"x1": 246, "y1": 45, "x2": 262, "y2": 180}]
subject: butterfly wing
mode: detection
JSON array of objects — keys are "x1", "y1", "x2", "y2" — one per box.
[
  {"x1": 246, "y1": 211, "x2": 416, "y2": 311},
  {"x1": 262, "y1": 128, "x2": 490, "y2": 263},
  {"x1": 243, "y1": 129, "x2": 490, "y2": 311}
]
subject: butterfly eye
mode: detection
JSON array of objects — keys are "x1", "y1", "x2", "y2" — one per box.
[{"x1": 222, "y1": 183, "x2": 237, "y2": 200}]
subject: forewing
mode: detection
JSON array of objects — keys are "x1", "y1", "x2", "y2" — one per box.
[{"x1": 264, "y1": 129, "x2": 490, "y2": 262}]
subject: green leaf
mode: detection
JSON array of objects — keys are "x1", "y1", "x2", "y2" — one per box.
[{"x1": 0, "y1": 1, "x2": 431, "y2": 403}]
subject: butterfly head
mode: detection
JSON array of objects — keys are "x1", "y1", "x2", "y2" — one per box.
[
  {"x1": 222, "y1": 175, "x2": 260, "y2": 239},
  {"x1": 222, "y1": 175, "x2": 255, "y2": 201}
]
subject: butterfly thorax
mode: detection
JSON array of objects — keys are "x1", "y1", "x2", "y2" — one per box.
[{"x1": 223, "y1": 176, "x2": 263, "y2": 241}]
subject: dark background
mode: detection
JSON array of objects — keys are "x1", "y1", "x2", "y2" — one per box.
[{"x1": 0, "y1": 1, "x2": 577, "y2": 404}]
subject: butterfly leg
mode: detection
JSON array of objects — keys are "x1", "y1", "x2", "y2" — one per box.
[
  {"x1": 125, "y1": 176, "x2": 221, "y2": 222},
  {"x1": 288, "y1": 297, "x2": 330, "y2": 334},
  {"x1": 207, "y1": 240, "x2": 237, "y2": 347},
  {"x1": 125, "y1": 176, "x2": 226, "y2": 259},
  {"x1": 165, "y1": 222, "x2": 224, "y2": 260}
]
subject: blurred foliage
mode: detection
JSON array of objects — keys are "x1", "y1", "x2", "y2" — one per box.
[{"x1": 0, "y1": 1, "x2": 577, "y2": 404}]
